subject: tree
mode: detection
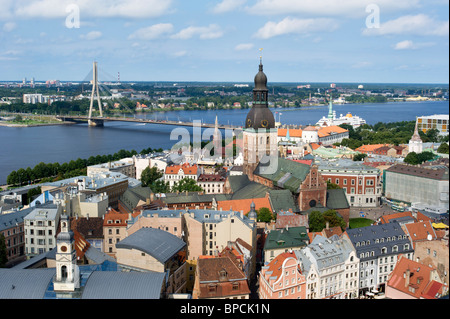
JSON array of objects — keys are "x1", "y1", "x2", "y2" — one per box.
[
  {"x1": 308, "y1": 210, "x2": 346, "y2": 232},
  {"x1": 150, "y1": 179, "x2": 170, "y2": 193},
  {"x1": 437, "y1": 143, "x2": 449, "y2": 154},
  {"x1": 7, "y1": 170, "x2": 18, "y2": 186},
  {"x1": 140, "y1": 167, "x2": 163, "y2": 187},
  {"x1": 256, "y1": 207, "x2": 274, "y2": 223},
  {"x1": 326, "y1": 181, "x2": 341, "y2": 189},
  {"x1": 323, "y1": 210, "x2": 346, "y2": 231},
  {"x1": 171, "y1": 178, "x2": 203, "y2": 193},
  {"x1": 417, "y1": 151, "x2": 435, "y2": 163},
  {"x1": 309, "y1": 210, "x2": 325, "y2": 232},
  {"x1": 353, "y1": 153, "x2": 367, "y2": 162},
  {"x1": 403, "y1": 152, "x2": 419, "y2": 165}
]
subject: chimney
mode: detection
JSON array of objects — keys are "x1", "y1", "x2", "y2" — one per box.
[
  {"x1": 405, "y1": 268, "x2": 411, "y2": 287},
  {"x1": 326, "y1": 221, "x2": 330, "y2": 230},
  {"x1": 150, "y1": 193, "x2": 155, "y2": 202}
]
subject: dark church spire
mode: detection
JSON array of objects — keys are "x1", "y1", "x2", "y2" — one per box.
[{"x1": 245, "y1": 55, "x2": 275, "y2": 130}]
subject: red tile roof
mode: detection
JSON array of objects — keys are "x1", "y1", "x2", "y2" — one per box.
[
  {"x1": 165, "y1": 163, "x2": 198, "y2": 175},
  {"x1": 196, "y1": 256, "x2": 250, "y2": 299},
  {"x1": 404, "y1": 221, "x2": 437, "y2": 248},
  {"x1": 217, "y1": 196, "x2": 272, "y2": 214},
  {"x1": 278, "y1": 128, "x2": 302, "y2": 138},
  {"x1": 386, "y1": 256, "x2": 445, "y2": 299},
  {"x1": 317, "y1": 125, "x2": 348, "y2": 138},
  {"x1": 264, "y1": 252, "x2": 298, "y2": 280}
]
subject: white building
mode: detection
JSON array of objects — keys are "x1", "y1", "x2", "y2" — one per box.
[
  {"x1": 295, "y1": 235, "x2": 360, "y2": 299},
  {"x1": 197, "y1": 174, "x2": 226, "y2": 194},
  {"x1": 23, "y1": 94, "x2": 43, "y2": 104},
  {"x1": 24, "y1": 202, "x2": 62, "y2": 257},
  {"x1": 87, "y1": 158, "x2": 136, "y2": 179},
  {"x1": 164, "y1": 163, "x2": 199, "y2": 188}
]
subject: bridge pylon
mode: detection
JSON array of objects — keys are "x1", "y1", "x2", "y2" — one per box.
[{"x1": 88, "y1": 61, "x2": 104, "y2": 127}]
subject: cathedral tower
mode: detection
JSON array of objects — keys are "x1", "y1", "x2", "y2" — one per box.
[{"x1": 243, "y1": 57, "x2": 278, "y2": 180}]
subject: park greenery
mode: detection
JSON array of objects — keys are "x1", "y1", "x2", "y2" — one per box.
[
  {"x1": 403, "y1": 151, "x2": 437, "y2": 165},
  {"x1": 6, "y1": 147, "x2": 163, "y2": 187},
  {"x1": 335, "y1": 121, "x2": 448, "y2": 150},
  {"x1": 308, "y1": 210, "x2": 347, "y2": 232}
]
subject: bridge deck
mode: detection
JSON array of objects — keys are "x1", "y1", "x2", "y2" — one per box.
[{"x1": 56, "y1": 115, "x2": 241, "y2": 130}]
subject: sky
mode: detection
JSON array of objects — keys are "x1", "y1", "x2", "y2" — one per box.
[{"x1": 0, "y1": 0, "x2": 448, "y2": 84}]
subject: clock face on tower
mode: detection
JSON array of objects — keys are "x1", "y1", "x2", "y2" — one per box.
[
  {"x1": 246, "y1": 118, "x2": 252, "y2": 127},
  {"x1": 60, "y1": 245, "x2": 67, "y2": 252},
  {"x1": 261, "y1": 120, "x2": 269, "y2": 128}
]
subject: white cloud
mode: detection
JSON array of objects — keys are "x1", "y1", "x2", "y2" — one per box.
[
  {"x1": 171, "y1": 24, "x2": 224, "y2": 40},
  {"x1": 254, "y1": 17, "x2": 339, "y2": 39},
  {"x1": 363, "y1": 14, "x2": 449, "y2": 36},
  {"x1": 2, "y1": 22, "x2": 16, "y2": 32},
  {"x1": 212, "y1": 0, "x2": 246, "y2": 13},
  {"x1": 351, "y1": 61, "x2": 373, "y2": 69},
  {"x1": 80, "y1": 31, "x2": 102, "y2": 41},
  {"x1": 235, "y1": 43, "x2": 254, "y2": 51},
  {"x1": 247, "y1": 0, "x2": 420, "y2": 17},
  {"x1": 0, "y1": 49, "x2": 21, "y2": 60},
  {"x1": 3, "y1": 0, "x2": 172, "y2": 19},
  {"x1": 394, "y1": 40, "x2": 436, "y2": 50},
  {"x1": 128, "y1": 23, "x2": 174, "y2": 40},
  {"x1": 172, "y1": 50, "x2": 187, "y2": 57}
]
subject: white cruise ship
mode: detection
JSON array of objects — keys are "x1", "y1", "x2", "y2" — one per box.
[{"x1": 316, "y1": 98, "x2": 366, "y2": 128}]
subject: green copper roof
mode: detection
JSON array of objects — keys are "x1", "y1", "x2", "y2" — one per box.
[
  {"x1": 264, "y1": 226, "x2": 309, "y2": 251},
  {"x1": 255, "y1": 157, "x2": 311, "y2": 193}
]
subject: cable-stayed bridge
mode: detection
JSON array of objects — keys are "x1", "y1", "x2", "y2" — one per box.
[{"x1": 63, "y1": 61, "x2": 241, "y2": 130}]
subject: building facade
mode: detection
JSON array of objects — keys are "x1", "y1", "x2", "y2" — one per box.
[
  {"x1": 317, "y1": 159, "x2": 381, "y2": 207},
  {"x1": 24, "y1": 203, "x2": 62, "y2": 257},
  {"x1": 0, "y1": 208, "x2": 29, "y2": 265},
  {"x1": 164, "y1": 163, "x2": 199, "y2": 188},
  {"x1": 259, "y1": 252, "x2": 307, "y2": 299},
  {"x1": 197, "y1": 174, "x2": 226, "y2": 194},
  {"x1": 295, "y1": 235, "x2": 360, "y2": 299},
  {"x1": 346, "y1": 222, "x2": 415, "y2": 295},
  {"x1": 384, "y1": 164, "x2": 449, "y2": 209}
]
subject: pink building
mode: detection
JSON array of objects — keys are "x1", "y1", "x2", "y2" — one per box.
[{"x1": 258, "y1": 252, "x2": 306, "y2": 299}]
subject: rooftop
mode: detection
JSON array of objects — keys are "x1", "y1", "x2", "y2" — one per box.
[{"x1": 116, "y1": 227, "x2": 186, "y2": 264}]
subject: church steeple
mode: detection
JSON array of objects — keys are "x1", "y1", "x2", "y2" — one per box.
[
  {"x1": 53, "y1": 215, "x2": 80, "y2": 292},
  {"x1": 245, "y1": 55, "x2": 275, "y2": 130}
]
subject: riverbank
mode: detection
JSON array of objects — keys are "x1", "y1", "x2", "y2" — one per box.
[{"x1": 0, "y1": 121, "x2": 75, "y2": 127}]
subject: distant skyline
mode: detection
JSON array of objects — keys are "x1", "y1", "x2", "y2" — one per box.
[{"x1": 0, "y1": 0, "x2": 448, "y2": 84}]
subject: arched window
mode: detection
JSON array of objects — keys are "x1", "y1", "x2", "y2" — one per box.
[{"x1": 61, "y1": 265, "x2": 68, "y2": 280}]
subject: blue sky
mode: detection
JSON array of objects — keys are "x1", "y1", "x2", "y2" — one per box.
[{"x1": 0, "y1": 0, "x2": 448, "y2": 83}]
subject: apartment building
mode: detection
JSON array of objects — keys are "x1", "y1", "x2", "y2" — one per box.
[
  {"x1": 295, "y1": 234, "x2": 360, "y2": 299},
  {"x1": 0, "y1": 208, "x2": 30, "y2": 265},
  {"x1": 24, "y1": 202, "x2": 62, "y2": 257},
  {"x1": 259, "y1": 252, "x2": 307, "y2": 299},
  {"x1": 346, "y1": 222, "x2": 415, "y2": 296}
]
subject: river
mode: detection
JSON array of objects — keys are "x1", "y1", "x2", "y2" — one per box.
[{"x1": 0, "y1": 100, "x2": 448, "y2": 185}]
